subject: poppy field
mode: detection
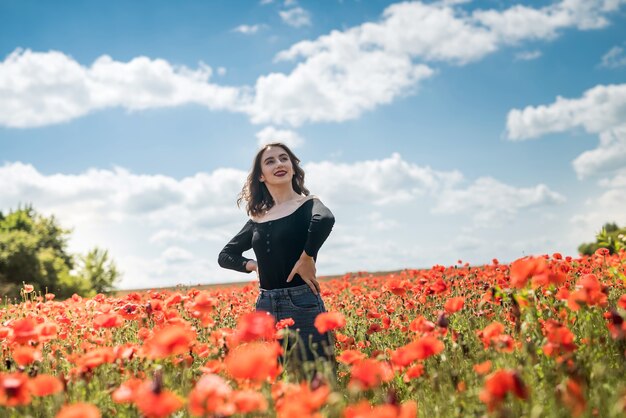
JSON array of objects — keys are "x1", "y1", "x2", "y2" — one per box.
[{"x1": 1, "y1": 249, "x2": 626, "y2": 417}]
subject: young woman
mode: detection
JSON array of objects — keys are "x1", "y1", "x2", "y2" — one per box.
[{"x1": 218, "y1": 142, "x2": 336, "y2": 367}]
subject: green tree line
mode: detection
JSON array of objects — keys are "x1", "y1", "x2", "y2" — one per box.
[
  {"x1": 578, "y1": 222, "x2": 626, "y2": 256},
  {"x1": 0, "y1": 205, "x2": 119, "y2": 300}
]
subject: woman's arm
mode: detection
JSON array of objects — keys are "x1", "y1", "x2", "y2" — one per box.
[
  {"x1": 287, "y1": 198, "x2": 335, "y2": 294},
  {"x1": 303, "y1": 198, "x2": 335, "y2": 258},
  {"x1": 217, "y1": 220, "x2": 255, "y2": 273}
]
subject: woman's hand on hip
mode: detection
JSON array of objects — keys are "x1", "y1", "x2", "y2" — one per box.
[
  {"x1": 287, "y1": 252, "x2": 319, "y2": 295},
  {"x1": 245, "y1": 260, "x2": 258, "y2": 272}
]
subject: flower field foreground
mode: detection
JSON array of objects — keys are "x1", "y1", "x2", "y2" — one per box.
[{"x1": 2, "y1": 249, "x2": 626, "y2": 417}]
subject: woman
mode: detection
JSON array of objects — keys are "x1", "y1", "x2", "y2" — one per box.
[{"x1": 218, "y1": 142, "x2": 336, "y2": 370}]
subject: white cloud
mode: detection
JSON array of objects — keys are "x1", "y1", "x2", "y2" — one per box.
[
  {"x1": 304, "y1": 153, "x2": 463, "y2": 206},
  {"x1": 432, "y1": 177, "x2": 566, "y2": 227},
  {"x1": 506, "y1": 83, "x2": 626, "y2": 179},
  {"x1": 304, "y1": 153, "x2": 564, "y2": 228},
  {"x1": 572, "y1": 126, "x2": 626, "y2": 178},
  {"x1": 505, "y1": 83, "x2": 626, "y2": 242},
  {"x1": 569, "y1": 177, "x2": 626, "y2": 245},
  {"x1": 600, "y1": 45, "x2": 626, "y2": 68},
  {"x1": 233, "y1": 24, "x2": 267, "y2": 35},
  {"x1": 162, "y1": 246, "x2": 194, "y2": 263},
  {"x1": 260, "y1": 0, "x2": 274, "y2": 5},
  {"x1": 515, "y1": 50, "x2": 542, "y2": 61},
  {"x1": 506, "y1": 83, "x2": 626, "y2": 140},
  {"x1": 0, "y1": 154, "x2": 565, "y2": 288},
  {"x1": 279, "y1": 7, "x2": 311, "y2": 28},
  {"x1": 2, "y1": 1, "x2": 624, "y2": 129},
  {"x1": 251, "y1": 0, "x2": 624, "y2": 126},
  {"x1": 255, "y1": 126, "x2": 305, "y2": 148},
  {"x1": 0, "y1": 49, "x2": 249, "y2": 128}
]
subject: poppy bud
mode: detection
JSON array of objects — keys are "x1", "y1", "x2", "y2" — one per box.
[
  {"x1": 437, "y1": 313, "x2": 449, "y2": 328},
  {"x1": 609, "y1": 309, "x2": 623, "y2": 326},
  {"x1": 385, "y1": 387, "x2": 399, "y2": 406},
  {"x1": 151, "y1": 369, "x2": 163, "y2": 395}
]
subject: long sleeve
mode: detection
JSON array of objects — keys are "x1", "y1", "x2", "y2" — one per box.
[
  {"x1": 304, "y1": 199, "x2": 335, "y2": 258},
  {"x1": 218, "y1": 220, "x2": 254, "y2": 273}
]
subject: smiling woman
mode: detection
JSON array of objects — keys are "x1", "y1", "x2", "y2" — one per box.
[{"x1": 218, "y1": 142, "x2": 336, "y2": 371}]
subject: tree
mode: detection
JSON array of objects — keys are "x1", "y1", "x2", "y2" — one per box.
[
  {"x1": 578, "y1": 222, "x2": 626, "y2": 256},
  {"x1": 76, "y1": 247, "x2": 120, "y2": 294},
  {"x1": 0, "y1": 205, "x2": 120, "y2": 299}
]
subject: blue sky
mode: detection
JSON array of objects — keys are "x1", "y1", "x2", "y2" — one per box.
[{"x1": 1, "y1": 0, "x2": 625, "y2": 289}]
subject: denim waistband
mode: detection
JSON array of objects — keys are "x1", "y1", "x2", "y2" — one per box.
[{"x1": 258, "y1": 284, "x2": 312, "y2": 296}]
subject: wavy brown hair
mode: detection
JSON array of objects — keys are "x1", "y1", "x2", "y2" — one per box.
[{"x1": 237, "y1": 143, "x2": 310, "y2": 217}]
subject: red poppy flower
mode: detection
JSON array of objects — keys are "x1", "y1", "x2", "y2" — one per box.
[
  {"x1": 112, "y1": 378, "x2": 142, "y2": 404},
  {"x1": 233, "y1": 311, "x2": 276, "y2": 343},
  {"x1": 337, "y1": 350, "x2": 367, "y2": 365},
  {"x1": 343, "y1": 400, "x2": 418, "y2": 418},
  {"x1": 145, "y1": 324, "x2": 196, "y2": 359},
  {"x1": 479, "y1": 369, "x2": 527, "y2": 412},
  {"x1": 188, "y1": 374, "x2": 233, "y2": 417},
  {"x1": 276, "y1": 317, "x2": 295, "y2": 330},
  {"x1": 509, "y1": 256, "x2": 548, "y2": 289},
  {"x1": 232, "y1": 390, "x2": 268, "y2": 414},
  {"x1": 473, "y1": 360, "x2": 492, "y2": 375},
  {"x1": 444, "y1": 297, "x2": 465, "y2": 314},
  {"x1": 76, "y1": 347, "x2": 116, "y2": 370},
  {"x1": 542, "y1": 320, "x2": 577, "y2": 357},
  {"x1": 557, "y1": 378, "x2": 586, "y2": 417},
  {"x1": 314, "y1": 312, "x2": 346, "y2": 334},
  {"x1": 134, "y1": 381, "x2": 184, "y2": 418},
  {"x1": 0, "y1": 372, "x2": 31, "y2": 406},
  {"x1": 12, "y1": 346, "x2": 41, "y2": 366},
  {"x1": 409, "y1": 316, "x2": 436, "y2": 334},
  {"x1": 10, "y1": 318, "x2": 39, "y2": 345},
  {"x1": 55, "y1": 403, "x2": 101, "y2": 418},
  {"x1": 225, "y1": 341, "x2": 282, "y2": 382},
  {"x1": 349, "y1": 359, "x2": 394, "y2": 390},
  {"x1": 93, "y1": 313, "x2": 124, "y2": 329},
  {"x1": 403, "y1": 364, "x2": 425, "y2": 382},
  {"x1": 29, "y1": 374, "x2": 64, "y2": 397},
  {"x1": 568, "y1": 274, "x2": 608, "y2": 310}
]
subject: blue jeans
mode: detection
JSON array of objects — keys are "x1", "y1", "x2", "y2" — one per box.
[{"x1": 255, "y1": 284, "x2": 335, "y2": 364}]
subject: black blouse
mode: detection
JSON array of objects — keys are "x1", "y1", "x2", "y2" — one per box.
[{"x1": 217, "y1": 198, "x2": 335, "y2": 290}]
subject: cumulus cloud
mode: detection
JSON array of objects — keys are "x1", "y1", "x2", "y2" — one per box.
[
  {"x1": 515, "y1": 50, "x2": 542, "y2": 61},
  {"x1": 600, "y1": 45, "x2": 626, "y2": 68},
  {"x1": 255, "y1": 126, "x2": 305, "y2": 148},
  {"x1": 233, "y1": 24, "x2": 267, "y2": 34},
  {"x1": 505, "y1": 83, "x2": 626, "y2": 241},
  {"x1": 506, "y1": 83, "x2": 626, "y2": 140},
  {"x1": 249, "y1": 0, "x2": 624, "y2": 126},
  {"x1": 432, "y1": 177, "x2": 566, "y2": 227},
  {"x1": 506, "y1": 83, "x2": 626, "y2": 179},
  {"x1": 304, "y1": 153, "x2": 564, "y2": 227},
  {"x1": 570, "y1": 172, "x2": 626, "y2": 246},
  {"x1": 2, "y1": 1, "x2": 624, "y2": 129},
  {"x1": 304, "y1": 153, "x2": 463, "y2": 206},
  {"x1": 279, "y1": 7, "x2": 311, "y2": 28},
  {"x1": 0, "y1": 154, "x2": 564, "y2": 287},
  {"x1": 0, "y1": 49, "x2": 249, "y2": 128}
]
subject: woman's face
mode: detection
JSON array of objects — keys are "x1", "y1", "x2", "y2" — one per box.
[{"x1": 259, "y1": 146, "x2": 294, "y2": 187}]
